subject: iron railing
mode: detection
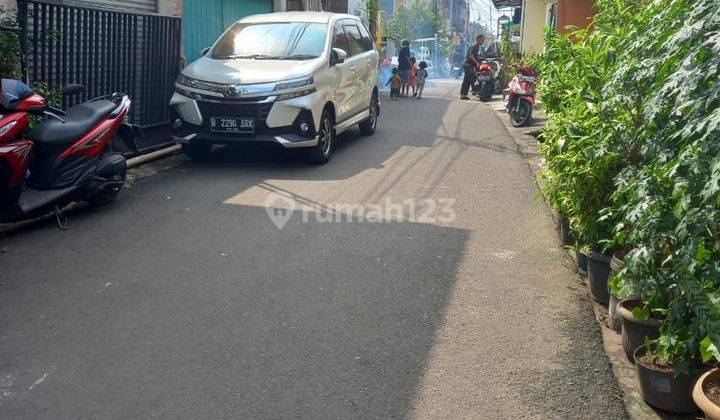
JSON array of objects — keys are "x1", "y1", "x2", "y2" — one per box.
[{"x1": 16, "y1": 0, "x2": 181, "y2": 128}]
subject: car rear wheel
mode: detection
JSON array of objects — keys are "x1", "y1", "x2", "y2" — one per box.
[
  {"x1": 359, "y1": 93, "x2": 378, "y2": 136},
  {"x1": 305, "y1": 110, "x2": 334, "y2": 164},
  {"x1": 182, "y1": 142, "x2": 213, "y2": 160}
]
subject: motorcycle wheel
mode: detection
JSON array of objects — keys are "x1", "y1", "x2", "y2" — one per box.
[
  {"x1": 510, "y1": 100, "x2": 533, "y2": 127},
  {"x1": 479, "y1": 83, "x2": 493, "y2": 102},
  {"x1": 84, "y1": 155, "x2": 127, "y2": 206}
]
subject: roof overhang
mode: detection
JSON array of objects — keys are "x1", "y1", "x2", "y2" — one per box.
[{"x1": 492, "y1": 0, "x2": 522, "y2": 7}]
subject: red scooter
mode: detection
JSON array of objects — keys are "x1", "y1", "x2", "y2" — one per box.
[
  {"x1": 504, "y1": 66, "x2": 536, "y2": 127},
  {"x1": 473, "y1": 59, "x2": 501, "y2": 102},
  {"x1": 0, "y1": 79, "x2": 138, "y2": 228}
]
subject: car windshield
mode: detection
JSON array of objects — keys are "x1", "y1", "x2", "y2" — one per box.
[{"x1": 212, "y1": 22, "x2": 327, "y2": 60}]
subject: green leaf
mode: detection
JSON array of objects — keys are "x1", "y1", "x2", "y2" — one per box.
[
  {"x1": 700, "y1": 336, "x2": 720, "y2": 363},
  {"x1": 633, "y1": 306, "x2": 650, "y2": 321}
]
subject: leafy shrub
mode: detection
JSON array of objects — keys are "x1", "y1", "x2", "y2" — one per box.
[
  {"x1": 538, "y1": 0, "x2": 720, "y2": 372},
  {"x1": 0, "y1": 5, "x2": 20, "y2": 79}
]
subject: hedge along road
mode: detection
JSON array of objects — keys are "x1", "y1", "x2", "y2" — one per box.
[{"x1": 0, "y1": 81, "x2": 625, "y2": 418}]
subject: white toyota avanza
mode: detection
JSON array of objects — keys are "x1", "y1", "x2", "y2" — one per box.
[{"x1": 170, "y1": 12, "x2": 379, "y2": 164}]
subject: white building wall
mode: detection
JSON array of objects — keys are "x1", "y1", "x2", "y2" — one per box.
[{"x1": 520, "y1": 0, "x2": 553, "y2": 53}]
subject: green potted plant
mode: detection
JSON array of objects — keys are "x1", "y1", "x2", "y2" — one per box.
[
  {"x1": 635, "y1": 338, "x2": 702, "y2": 413},
  {"x1": 618, "y1": 299, "x2": 663, "y2": 361}
]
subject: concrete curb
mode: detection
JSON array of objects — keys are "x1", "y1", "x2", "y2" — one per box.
[{"x1": 485, "y1": 97, "x2": 660, "y2": 419}]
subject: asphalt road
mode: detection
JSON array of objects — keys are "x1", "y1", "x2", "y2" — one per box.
[{"x1": 0, "y1": 81, "x2": 626, "y2": 419}]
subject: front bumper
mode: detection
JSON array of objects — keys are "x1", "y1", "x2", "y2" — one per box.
[
  {"x1": 170, "y1": 91, "x2": 320, "y2": 149},
  {"x1": 173, "y1": 131, "x2": 318, "y2": 148}
]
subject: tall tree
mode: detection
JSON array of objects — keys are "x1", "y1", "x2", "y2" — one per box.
[{"x1": 383, "y1": 0, "x2": 447, "y2": 41}]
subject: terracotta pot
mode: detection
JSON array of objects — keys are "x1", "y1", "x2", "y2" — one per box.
[
  {"x1": 693, "y1": 369, "x2": 720, "y2": 420},
  {"x1": 586, "y1": 250, "x2": 611, "y2": 304},
  {"x1": 635, "y1": 345, "x2": 700, "y2": 413},
  {"x1": 618, "y1": 299, "x2": 662, "y2": 362}
]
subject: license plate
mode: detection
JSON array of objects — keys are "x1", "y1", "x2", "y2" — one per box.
[{"x1": 210, "y1": 117, "x2": 255, "y2": 134}]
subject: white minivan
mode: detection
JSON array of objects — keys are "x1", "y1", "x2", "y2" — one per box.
[{"x1": 170, "y1": 12, "x2": 379, "y2": 164}]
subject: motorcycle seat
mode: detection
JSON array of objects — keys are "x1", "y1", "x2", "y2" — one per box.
[{"x1": 29, "y1": 100, "x2": 117, "y2": 148}]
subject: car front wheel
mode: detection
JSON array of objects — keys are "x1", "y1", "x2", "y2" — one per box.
[{"x1": 305, "y1": 109, "x2": 334, "y2": 164}]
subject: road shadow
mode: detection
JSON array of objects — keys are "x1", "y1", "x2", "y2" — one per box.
[{"x1": 0, "y1": 202, "x2": 469, "y2": 418}]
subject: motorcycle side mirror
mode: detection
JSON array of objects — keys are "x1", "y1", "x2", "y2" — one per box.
[{"x1": 61, "y1": 84, "x2": 85, "y2": 96}]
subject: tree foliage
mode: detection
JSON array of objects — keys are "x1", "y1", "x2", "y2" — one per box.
[
  {"x1": 0, "y1": 6, "x2": 20, "y2": 79},
  {"x1": 382, "y1": 0, "x2": 446, "y2": 41}
]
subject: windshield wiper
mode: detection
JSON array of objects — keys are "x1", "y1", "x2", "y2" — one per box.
[
  {"x1": 216, "y1": 54, "x2": 273, "y2": 59},
  {"x1": 280, "y1": 54, "x2": 319, "y2": 60},
  {"x1": 217, "y1": 53, "x2": 319, "y2": 60},
  {"x1": 253, "y1": 55, "x2": 286, "y2": 60}
]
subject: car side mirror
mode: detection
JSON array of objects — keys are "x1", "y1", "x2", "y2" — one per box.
[
  {"x1": 201, "y1": 47, "x2": 211, "y2": 56},
  {"x1": 330, "y1": 48, "x2": 347, "y2": 66},
  {"x1": 61, "y1": 84, "x2": 84, "y2": 96}
]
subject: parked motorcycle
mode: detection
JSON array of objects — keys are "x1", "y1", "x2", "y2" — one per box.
[
  {"x1": 0, "y1": 79, "x2": 139, "y2": 227},
  {"x1": 473, "y1": 59, "x2": 501, "y2": 102},
  {"x1": 504, "y1": 66, "x2": 536, "y2": 127}
]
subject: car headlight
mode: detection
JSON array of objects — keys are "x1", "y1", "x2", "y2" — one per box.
[
  {"x1": 176, "y1": 73, "x2": 195, "y2": 88},
  {"x1": 275, "y1": 76, "x2": 314, "y2": 92},
  {"x1": 276, "y1": 88, "x2": 316, "y2": 101},
  {"x1": 175, "y1": 74, "x2": 227, "y2": 96}
]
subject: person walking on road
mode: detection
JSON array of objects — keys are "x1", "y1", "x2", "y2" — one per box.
[
  {"x1": 398, "y1": 40, "x2": 412, "y2": 97},
  {"x1": 409, "y1": 57, "x2": 418, "y2": 97},
  {"x1": 460, "y1": 35, "x2": 486, "y2": 100},
  {"x1": 386, "y1": 68, "x2": 402, "y2": 100},
  {"x1": 416, "y1": 61, "x2": 428, "y2": 99}
]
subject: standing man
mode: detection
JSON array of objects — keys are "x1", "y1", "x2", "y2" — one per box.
[
  {"x1": 460, "y1": 34, "x2": 485, "y2": 100},
  {"x1": 398, "y1": 40, "x2": 411, "y2": 97}
]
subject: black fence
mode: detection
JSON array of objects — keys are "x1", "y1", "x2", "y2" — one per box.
[{"x1": 16, "y1": 0, "x2": 181, "y2": 128}]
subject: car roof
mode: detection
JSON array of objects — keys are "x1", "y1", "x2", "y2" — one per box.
[{"x1": 239, "y1": 12, "x2": 360, "y2": 24}]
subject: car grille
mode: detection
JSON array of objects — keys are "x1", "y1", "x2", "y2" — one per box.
[{"x1": 196, "y1": 100, "x2": 274, "y2": 131}]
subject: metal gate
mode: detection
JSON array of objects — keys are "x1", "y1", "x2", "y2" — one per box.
[{"x1": 16, "y1": 0, "x2": 182, "y2": 128}]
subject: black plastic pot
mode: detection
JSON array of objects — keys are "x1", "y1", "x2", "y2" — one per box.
[
  {"x1": 586, "y1": 250, "x2": 611, "y2": 304},
  {"x1": 576, "y1": 249, "x2": 588, "y2": 273},
  {"x1": 618, "y1": 299, "x2": 662, "y2": 362},
  {"x1": 559, "y1": 215, "x2": 573, "y2": 246},
  {"x1": 635, "y1": 345, "x2": 700, "y2": 414}
]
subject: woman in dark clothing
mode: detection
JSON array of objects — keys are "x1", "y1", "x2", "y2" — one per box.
[{"x1": 460, "y1": 35, "x2": 485, "y2": 100}]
